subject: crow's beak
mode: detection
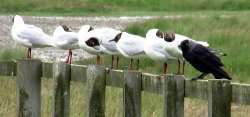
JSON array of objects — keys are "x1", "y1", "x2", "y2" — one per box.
[
  {"x1": 109, "y1": 39, "x2": 115, "y2": 42},
  {"x1": 178, "y1": 45, "x2": 182, "y2": 50}
]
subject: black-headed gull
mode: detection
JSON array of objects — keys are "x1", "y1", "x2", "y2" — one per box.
[
  {"x1": 53, "y1": 25, "x2": 79, "y2": 64},
  {"x1": 88, "y1": 27, "x2": 122, "y2": 69},
  {"x1": 179, "y1": 40, "x2": 231, "y2": 80},
  {"x1": 144, "y1": 29, "x2": 176, "y2": 74},
  {"x1": 109, "y1": 32, "x2": 146, "y2": 70},
  {"x1": 11, "y1": 15, "x2": 54, "y2": 58},
  {"x1": 78, "y1": 25, "x2": 104, "y2": 65},
  {"x1": 162, "y1": 30, "x2": 209, "y2": 74}
]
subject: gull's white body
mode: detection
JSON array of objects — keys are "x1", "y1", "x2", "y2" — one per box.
[
  {"x1": 11, "y1": 15, "x2": 54, "y2": 48},
  {"x1": 88, "y1": 28, "x2": 121, "y2": 55},
  {"x1": 116, "y1": 32, "x2": 146, "y2": 58},
  {"x1": 162, "y1": 34, "x2": 209, "y2": 59},
  {"x1": 53, "y1": 26, "x2": 79, "y2": 50},
  {"x1": 78, "y1": 25, "x2": 103, "y2": 55},
  {"x1": 144, "y1": 29, "x2": 176, "y2": 62}
]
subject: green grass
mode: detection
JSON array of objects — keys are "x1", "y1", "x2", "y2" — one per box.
[
  {"x1": 0, "y1": 48, "x2": 26, "y2": 61},
  {"x1": 1, "y1": 0, "x2": 250, "y2": 15}
]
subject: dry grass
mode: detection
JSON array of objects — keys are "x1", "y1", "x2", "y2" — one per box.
[{"x1": 1, "y1": 77, "x2": 250, "y2": 117}]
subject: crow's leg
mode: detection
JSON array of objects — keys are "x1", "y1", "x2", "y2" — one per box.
[{"x1": 191, "y1": 73, "x2": 209, "y2": 80}]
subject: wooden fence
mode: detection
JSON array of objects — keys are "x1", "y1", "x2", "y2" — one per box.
[{"x1": 0, "y1": 59, "x2": 250, "y2": 117}]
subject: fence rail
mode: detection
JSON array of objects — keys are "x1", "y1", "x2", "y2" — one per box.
[{"x1": 0, "y1": 59, "x2": 250, "y2": 117}]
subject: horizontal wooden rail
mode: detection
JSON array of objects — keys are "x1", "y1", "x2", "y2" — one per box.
[{"x1": 1, "y1": 60, "x2": 250, "y2": 106}]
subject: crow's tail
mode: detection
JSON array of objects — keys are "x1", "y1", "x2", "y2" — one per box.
[{"x1": 212, "y1": 67, "x2": 232, "y2": 80}]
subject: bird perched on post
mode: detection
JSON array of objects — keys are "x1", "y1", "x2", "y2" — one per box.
[
  {"x1": 178, "y1": 40, "x2": 232, "y2": 80},
  {"x1": 78, "y1": 25, "x2": 104, "y2": 66},
  {"x1": 144, "y1": 29, "x2": 176, "y2": 74},
  {"x1": 109, "y1": 32, "x2": 146, "y2": 70},
  {"x1": 53, "y1": 25, "x2": 79, "y2": 64},
  {"x1": 11, "y1": 15, "x2": 55, "y2": 58},
  {"x1": 162, "y1": 30, "x2": 209, "y2": 75},
  {"x1": 87, "y1": 27, "x2": 122, "y2": 69}
]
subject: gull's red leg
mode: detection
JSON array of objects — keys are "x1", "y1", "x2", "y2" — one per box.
[
  {"x1": 97, "y1": 55, "x2": 101, "y2": 66},
  {"x1": 69, "y1": 49, "x2": 72, "y2": 64},
  {"x1": 64, "y1": 49, "x2": 70, "y2": 63},
  {"x1": 163, "y1": 63, "x2": 168, "y2": 75},
  {"x1": 27, "y1": 47, "x2": 32, "y2": 58}
]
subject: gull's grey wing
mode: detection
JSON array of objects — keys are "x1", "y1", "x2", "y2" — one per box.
[
  {"x1": 16, "y1": 25, "x2": 53, "y2": 46},
  {"x1": 54, "y1": 32, "x2": 78, "y2": 45},
  {"x1": 119, "y1": 40, "x2": 145, "y2": 56}
]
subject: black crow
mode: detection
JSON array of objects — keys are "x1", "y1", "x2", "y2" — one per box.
[{"x1": 179, "y1": 40, "x2": 232, "y2": 80}]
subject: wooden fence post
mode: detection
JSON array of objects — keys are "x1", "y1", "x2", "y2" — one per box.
[
  {"x1": 163, "y1": 75, "x2": 184, "y2": 117},
  {"x1": 123, "y1": 70, "x2": 142, "y2": 117},
  {"x1": 53, "y1": 62, "x2": 71, "y2": 117},
  {"x1": 208, "y1": 79, "x2": 232, "y2": 117},
  {"x1": 86, "y1": 65, "x2": 106, "y2": 117},
  {"x1": 17, "y1": 59, "x2": 42, "y2": 117}
]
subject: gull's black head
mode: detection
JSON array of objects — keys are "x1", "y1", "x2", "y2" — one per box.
[
  {"x1": 109, "y1": 32, "x2": 122, "y2": 43},
  {"x1": 156, "y1": 30, "x2": 164, "y2": 38},
  {"x1": 164, "y1": 30, "x2": 175, "y2": 42},
  {"x1": 62, "y1": 25, "x2": 70, "y2": 32},
  {"x1": 88, "y1": 26, "x2": 94, "y2": 32},
  {"x1": 85, "y1": 37, "x2": 100, "y2": 47}
]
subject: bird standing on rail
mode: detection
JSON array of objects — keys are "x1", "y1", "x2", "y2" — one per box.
[
  {"x1": 109, "y1": 32, "x2": 146, "y2": 70},
  {"x1": 78, "y1": 25, "x2": 104, "y2": 66},
  {"x1": 162, "y1": 30, "x2": 209, "y2": 75},
  {"x1": 11, "y1": 15, "x2": 55, "y2": 58},
  {"x1": 178, "y1": 40, "x2": 232, "y2": 80},
  {"x1": 53, "y1": 25, "x2": 79, "y2": 64},
  {"x1": 88, "y1": 28, "x2": 122, "y2": 69},
  {"x1": 144, "y1": 29, "x2": 176, "y2": 74}
]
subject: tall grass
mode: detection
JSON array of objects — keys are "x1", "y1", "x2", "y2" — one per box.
[
  {"x1": 0, "y1": 48, "x2": 26, "y2": 60},
  {"x1": 1, "y1": 0, "x2": 250, "y2": 14}
]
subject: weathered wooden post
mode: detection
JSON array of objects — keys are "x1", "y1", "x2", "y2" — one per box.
[
  {"x1": 53, "y1": 62, "x2": 71, "y2": 117},
  {"x1": 17, "y1": 59, "x2": 42, "y2": 117},
  {"x1": 163, "y1": 75, "x2": 184, "y2": 117},
  {"x1": 71, "y1": 64, "x2": 87, "y2": 82},
  {"x1": 42, "y1": 62, "x2": 53, "y2": 78},
  {"x1": 123, "y1": 70, "x2": 142, "y2": 117},
  {"x1": 86, "y1": 65, "x2": 106, "y2": 117},
  {"x1": 208, "y1": 79, "x2": 232, "y2": 117}
]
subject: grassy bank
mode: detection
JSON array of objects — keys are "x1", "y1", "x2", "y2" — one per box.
[{"x1": 1, "y1": 0, "x2": 250, "y2": 15}]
